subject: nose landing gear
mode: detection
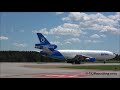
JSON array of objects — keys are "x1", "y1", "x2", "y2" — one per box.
[{"x1": 104, "y1": 60, "x2": 106, "y2": 64}]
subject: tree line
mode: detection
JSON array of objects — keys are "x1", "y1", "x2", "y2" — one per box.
[
  {"x1": 0, "y1": 51, "x2": 64, "y2": 62},
  {"x1": 0, "y1": 51, "x2": 120, "y2": 62}
]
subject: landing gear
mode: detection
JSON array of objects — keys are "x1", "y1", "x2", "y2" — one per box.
[
  {"x1": 72, "y1": 55, "x2": 83, "y2": 64},
  {"x1": 72, "y1": 60, "x2": 81, "y2": 64},
  {"x1": 104, "y1": 60, "x2": 106, "y2": 64},
  {"x1": 66, "y1": 56, "x2": 82, "y2": 64}
]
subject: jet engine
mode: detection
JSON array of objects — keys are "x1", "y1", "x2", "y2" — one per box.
[{"x1": 88, "y1": 57, "x2": 96, "y2": 62}]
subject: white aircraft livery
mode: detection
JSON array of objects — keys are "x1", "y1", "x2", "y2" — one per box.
[{"x1": 35, "y1": 33, "x2": 115, "y2": 64}]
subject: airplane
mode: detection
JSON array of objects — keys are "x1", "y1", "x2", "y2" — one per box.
[{"x1": 35, "y1": 33, "x2": 116, "y2": 64}]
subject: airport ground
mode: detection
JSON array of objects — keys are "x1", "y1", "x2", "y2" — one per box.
[{"x1": 0, "y1": 62, "x2": 120, "y2": 78}]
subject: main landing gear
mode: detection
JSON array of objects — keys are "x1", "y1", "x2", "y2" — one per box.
[
  {"x1": 66, "y1": 55, "x2": 84, "y2": 64},
  {"x1": 72, "y1": 60, "x2": 81, "y2": 64},
  {"x1": 72, "y1": 55, "x2": 84, "y2": 64},
  {"x1": 66, "y1": 60, "x2": 81, "y2": 64},
  {"x1": 104, "y1": 60, "x2": 106, "y2": 64}
]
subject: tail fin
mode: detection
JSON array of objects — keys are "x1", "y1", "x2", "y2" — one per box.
[{"x1": 37, "y1": 33, "x2": 50, "y2": 45}]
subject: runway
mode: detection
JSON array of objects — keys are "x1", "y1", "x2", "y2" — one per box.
[{"x1": 0, "y1": 63, "x2": 120, "y2": 78}]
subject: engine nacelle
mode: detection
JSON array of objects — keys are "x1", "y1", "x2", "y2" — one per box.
[
  {"x1": 35, "y1": 44, "x2": 43, "y2": 49},
  {"x1": 48, "y1": 44, "x2": 57, "y2": 50},
  {"x1": 88, "y1": 58, "x2": 96, "y2": 62},
  {"x1": 35, "y1": 44, "x2": 57, "y2": 50}
]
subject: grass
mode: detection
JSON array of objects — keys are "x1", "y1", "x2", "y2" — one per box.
[{"x1": 61, "y1": 65, "x2": 120, "y2": 71}]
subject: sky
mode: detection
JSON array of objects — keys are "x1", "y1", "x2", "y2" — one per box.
[{"x1": 0, "y1": 12, "x2": 120, "y2": 54}]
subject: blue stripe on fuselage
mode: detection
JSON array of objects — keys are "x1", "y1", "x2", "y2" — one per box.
[{"x1": 48, "y1": 50, "x2": 64, "y2": 60}]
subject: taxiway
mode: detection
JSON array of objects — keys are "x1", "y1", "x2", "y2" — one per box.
[{"x1": 0, "y1": 63, "x2": 120, "y2": 78}]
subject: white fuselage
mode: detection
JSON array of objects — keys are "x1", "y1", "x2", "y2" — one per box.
[{"x1": 58, "y1": 50, "x2": 115, "y2": 60}]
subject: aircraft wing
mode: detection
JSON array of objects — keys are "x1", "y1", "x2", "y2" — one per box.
[
  {"x1": 74, "y1": 54, "x2": 94, "y2": 60},
  {"x1": 74, "y1": 54, "x2": 96, "y2": 62}
]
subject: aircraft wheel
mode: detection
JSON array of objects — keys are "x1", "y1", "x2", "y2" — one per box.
[
  {"x1": 71, "y1": 61, "x2": 75, "y2": 64},
  {"x1": 75, "y1": 60, "x2": 77, "y2": 64},
  {"x1": 104, "y1": 61, "x2": 106, "y2": 64},
  {"x1": 78, "y1": 61, "x2": 80, "y2": 64},
  {"x1": 71, "y1": 60, "x2": 80, "y2": 64},
  {"x1": 74, "y1": 60, "x2": 79, "y2": 64}
]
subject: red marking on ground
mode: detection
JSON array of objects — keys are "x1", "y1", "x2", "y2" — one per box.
[{"x1": 32, "y1": 72, "x2": 90, "y2": 78}]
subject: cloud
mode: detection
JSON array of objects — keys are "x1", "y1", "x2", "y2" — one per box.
[
  {"x1": 32, "y1": 23, "x2": 86, "y2": 37},
  {"x1": 90, "y1": 34, "x2": 100, "y2": 38},
  {"x1": 0, "y1": 36, "x2": 8, "y2": 40},
  {"x1": 64, "y1": 38, "x2": 81, "y2": 43},
  {"x1": 100, "y1": 34, "x2": 106, "y2": 38},
  {"x1": 50, "y1": 41, "x2": 62, "y2": 45},
  {"x1": 84, "y1": 40, "x2": 103, "y2": 43},
  {"x1": 65, "y1": 41, "x2": 72, "y2": 44},
  {"x1": 62, "y1": 12, "x2": 90, "y2": 21},
  {"x1": 56, "y1": 12, "x2": 64, "y2": 15},
  {"x1": 62, "y1": 12, "x2": 120, "y2": 35},
  {"x1": 32, "y1": 12, "x2": 120, "y2": 36},
  {"x1": 99, "y1": 25, "x2": 119, "y2": 34},
  {"x1": 90, "y1": 34, "x2": 106, "y2": 38},
  {"x1": 108, "y1": 12, "x2": 120, "y2": 21},
  {"x1": 50, "y1": 25, "x2": 84, "y2": 36},
  {"x1": 13, "y1": 43, "x2": 27, "y2": 47},
  {"x1": 116, "y1": 12, "x2": 120, "y2": 15},
  {"x1": 63, "y1": 23, "x2": 79, "y2": 29},
  {"x1": 32, "y1": 28, "x2": 49, "y2": 34}
]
